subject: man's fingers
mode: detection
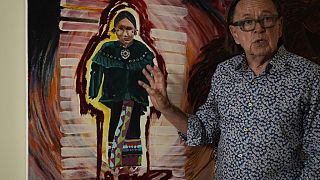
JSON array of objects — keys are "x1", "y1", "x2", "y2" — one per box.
[
  {"x1": 138, "y1": 80, "x2": 149, "y2": 89},
  {"x1": 146, "y1": 65, "x2": 160, "y2": 74},
  {"x1": 153, "y1": 65, "x2": 161, "y2": 74},
  {"x1": 146, "y1": 65, "x2": 163, "y2": 77},
  {"x1": 142, "y1": 68, "x2": 155, "y2": 87},
  {"x1": 138, "y1": 80, "x2": 156, "y2": 95},
  {"x1": 146, "y1": 65, "x2": 165, "y2": 84}
]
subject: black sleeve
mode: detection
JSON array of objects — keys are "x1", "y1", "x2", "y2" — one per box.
[{"x1": 88, "y1": 62, "x2": 102, "y2": 99}]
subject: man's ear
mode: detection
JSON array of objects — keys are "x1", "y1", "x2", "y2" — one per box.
[{"x1": 229, "y1": 25, "x2": 240, "y2": 44}]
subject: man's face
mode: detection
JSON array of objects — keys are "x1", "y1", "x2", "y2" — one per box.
[
  {"x1": 229, "y1": 0, "x2": 282, "y2": 58},
  {"x1": 115, "y1": 18, "x2": 136, "y2": 47}
]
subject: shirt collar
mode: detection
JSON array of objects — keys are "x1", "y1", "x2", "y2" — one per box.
[
  {"x1": 235, "y1": 45, "x2": 289, "y2": 74},
  {"x1": 268, "y1": 46, "x2": 289, "y2": 73},
  {"x1": 235, "y1": 53, "x2": 250, "y2": 72}
]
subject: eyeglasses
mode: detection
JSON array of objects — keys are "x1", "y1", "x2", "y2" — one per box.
[{"x1": 230, "y1": 15, "x2": 279, "y2": 32}]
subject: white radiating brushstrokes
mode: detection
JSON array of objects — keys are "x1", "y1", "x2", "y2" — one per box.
[
  {"x1": 167, "y1": 93, "x2": 182, "y2": 104},
  {"x1": 60, "y1": 58, "x2": 80, "y2": 67},
  {"x1": 61, "y1": 157, "x2": 96, "y2": 168},
  {"x1": 60, "y1": 136, "x2": 97, "y2": 147},
  {"x1": 60, "y1": 111, "x2": 81, "y2": 120},
  {"x1": 61, "y1": 68, "x2": 76, "y2": 77},
  {"x1": 150, "y1": 145, "x2": 185, "y2": 156},
  {"x1": 60, "y1": 89, "x2": 75, "y2": 98},
  {"x1": 166, "y1": 64, "x2": 185, "y2": 74},
  {"x1": 61, "y1": 147, "x2": 97, "y2": 157},
  {"x1": 60, "y1": 78, "x2": 75, "y2": 87},
  {"x1": 161, "y1": 53, "x2": 187, "y2": 65},
  {"x1": 60, "y1": 34, "x2": 91, "y2": 44},
  {"x1": 150, "y1": 155, "x2": 187, "y2": 167},
  {"x1": 167, "y1": 84, "x2": 183, "y2": 94},
  {"x1": 149, "y1": 125, "x2": 178, "y2": 136},
  {"x1": 60, "y1": 9, "x2": 100, "y2": 20},
  {"x1": 59, "y1": 46, "x2": 85, "y2": 54},
  {"x1": 60, "y1": 124, "x2": 95, "y2": 134},
  {"x1": 151, "y1": 29, "x2": 187, "y2": 42},
  {"x1": 155, "y1": 41, "x2": 186, "y2": 54},
  {"x1": 60, "y1": 101, "x2": 73, "y2": 109},
  {"x1": 62, "y1": 169, "x2": 96, "y2": 179},
  {"x1": 148, "y1": 4, "x2": 188, "y2": 17},
  {"x1": 169, "y1": 96, "x2": 181, "y2": 107},
  {"x1": 59, "y1": 21, "x2": 99, "y2": 32},
  {"x1": 148, "y1": 13, "x2": 185, "y2": 31},
  {"x1": 148, "y1": 135, "x2": 182, "y2": 145},
  {"x1": 167, "y1": 74, "x2": 184, "y2": 84},
  {"x1": 172, "y1": 168, "x2": 186, "y2": 178}
]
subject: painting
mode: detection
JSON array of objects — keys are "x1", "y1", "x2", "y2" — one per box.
[{"x1": 28, "y1": 0, "x2": 320, "y2": 179}]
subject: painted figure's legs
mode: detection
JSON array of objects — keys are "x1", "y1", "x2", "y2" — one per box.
[
  {"x1": 107, "y1": 101, "x2": 142, "y2": 141},
  {"x1": 107, "y1": 101, "x2": 123, "y2": 142},
  {"x1": 109, "y1": 100, "x2": 134, "y2": 168},
  {"x1": 107, "y1": 100, "x2": 144, "y2": 169}
]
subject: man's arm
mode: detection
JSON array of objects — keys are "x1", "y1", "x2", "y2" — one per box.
[
  {"x1": 139, "y1": 65, "x2": 220, "y2": 145},
  {"x1": 138, "y1": 65, "x2": 188, "y2": 133},
  {"x1": 299, "y1": 70, "x2": 320, "y2": 178}
]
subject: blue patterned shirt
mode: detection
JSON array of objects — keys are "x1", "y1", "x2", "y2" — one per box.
[{"x1": 185, "y1": 46, "x2": 320, "y2": 179}]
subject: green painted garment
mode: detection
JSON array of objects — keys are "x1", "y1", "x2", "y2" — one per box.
[{"x1": 89, "y1": 39, "x2": 154, "y2": 110}]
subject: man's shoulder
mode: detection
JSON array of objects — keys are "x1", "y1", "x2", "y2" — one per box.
[
  {"x1": 284, "y1": 49, "x2": 320, "y2": 75},
  {"x1": 216, "y1": 54, "x2": 243, "y2": 71}
]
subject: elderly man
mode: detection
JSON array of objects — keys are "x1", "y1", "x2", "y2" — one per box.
[{"x1": 139, "y1": 0, "x2": 320, "y2": 179}]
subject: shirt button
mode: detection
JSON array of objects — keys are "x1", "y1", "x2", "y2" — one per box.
[
  {"x1": 243, "y1": 127, "x2": 249, "y2": 132},
  {"x1": 238, "y1": 154, "x2": 243, "y2": 158},
  {"x1": 251, "y1": 79, "x2": 256, "y2": 84},
  {"x1": 248, "y1": 102, "x2": 253, "y2": 107}
]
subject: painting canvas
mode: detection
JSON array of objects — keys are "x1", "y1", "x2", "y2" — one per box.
[{"x1": 28, "y1": 0, "x2": 320, "y2": 179}]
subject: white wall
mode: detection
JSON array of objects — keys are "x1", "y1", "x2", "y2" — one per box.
[{"x1": 0, "y1": 0, "x2": 26, "y2": 179}]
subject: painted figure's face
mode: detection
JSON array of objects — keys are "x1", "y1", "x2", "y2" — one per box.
[
  {"x1": 229, "y1": 0, "x2": 282, "y2": 58},
  {"x1": 115, "y1": 18, "x2": 136, "y2": 48}
]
